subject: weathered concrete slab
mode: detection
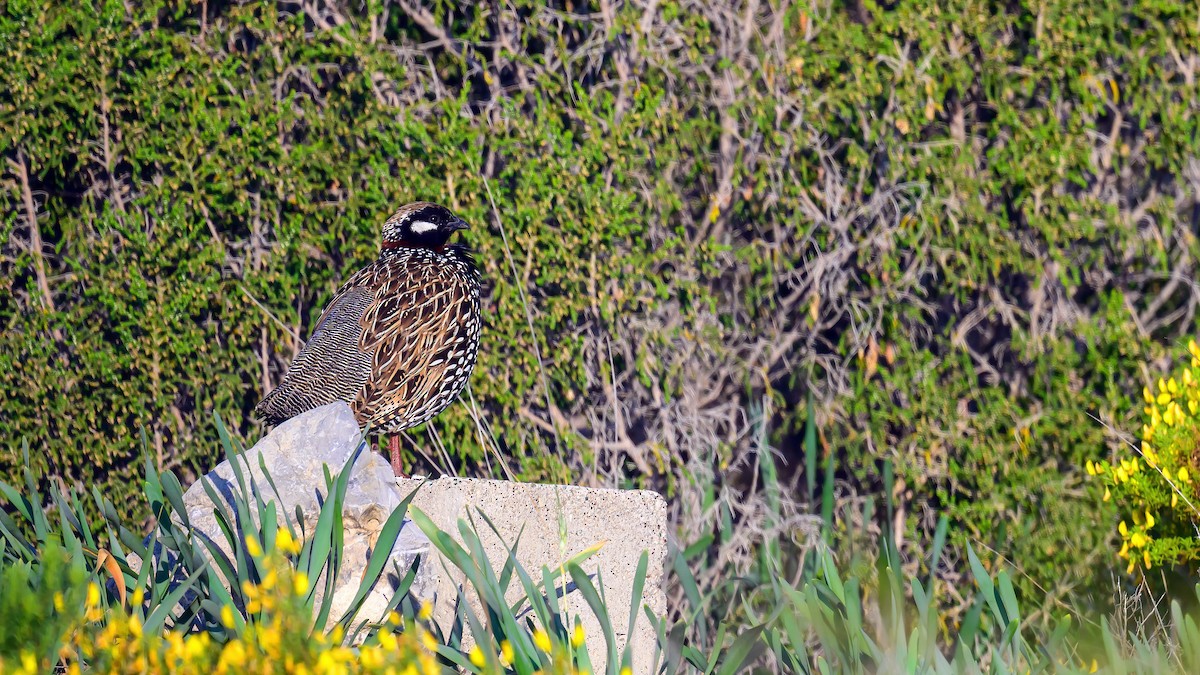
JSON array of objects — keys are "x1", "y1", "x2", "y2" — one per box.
[{"x1": 397, "y1": 476, "x2": 667, "y2": 675}]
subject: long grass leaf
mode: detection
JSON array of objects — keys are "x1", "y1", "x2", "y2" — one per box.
[
  {"x1": 716, "y1": 625, "x2": 766, "y2": 675},
  {"x1": 621, "y1": 550, "x2": 648, "y2": 670},
  {"x1": 567, "y1": 563, "x2": 617, "y2": 671},
  {"x1": 335, "y1": 483, "x2": 423, "y2": 626}
]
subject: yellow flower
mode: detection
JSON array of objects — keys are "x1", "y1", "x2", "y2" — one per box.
[
  {"x1": 219, "y1": 640, "x2": 247, "y2": 668},
  {"x1": 186, "y1": 633, "x2": 210, "y2": 660},
  {"x1": 1085, "y1": 460, "x2": 1096, "y2": 475},
  {"x1": 221, "y1": 605, "x2": 237, "y2": 629},
  {"x1": 420, "y1": 627, "x2": 438, "y2": 652},
  {"x1": 1143, "y1": 550, "x2": 1152, "y2": 569},
  {"x1": 621, "y1": 667, "x2": 633, "y2": 675},
  {"x1": 360, "y1": 645, "x2": 384, "y2": 669},
  {"x1": 1143, "y1": 386, "x2": 1154, "y2": 404},
  {"x1": 418, "y1": 601, "x2": 434, "y2": 621},
  {"x1": 1145, "y1": 510, "x2": 1155, "y2": 529},
  {"x1": 500, "y1": 640, "x2": 514, "y2": 666},
  {"x1": 1118, "y1": 521, "x2": 1128, "y2": 537},
  {"x1": 86, "y1": 583, "x2": 101, "y2": 607},
  {"x1": 1180, "y1": 467, "x2": 1191, "y2": 482},
  {"x1": 1103, "y1": 486, "x2": 1111, "y2": 502},
  {"x1": 53, "y1": 592, "x2": 64, "y2": 613},
  {"x1": 245, "y1": 534, "x2": 263, "y2": 558},
  {"x1": 277, "y1": 528, "x2": 302, "y2": 555},
  {"x1": 1172, "y1": 492, "x2": 1179, "y2": 508},
  {"x1": 468, "y1": 645, "x2": 486, "y2": 668},
  {"x1": 533, "y1": 628, "x2": 552, "y2": 653},
  {"x1": 131, "y1": 587, "x2": 145, "y2": 607},
  {"x1": 571, "y1": 623, "x2": 586, "y2": 648},
  {"x1": 294, "y1": 571, "x2": 309, "y2": 596},
  {"x1": 1130, "y1": 532, "x2": 1147, "y2": 548}
]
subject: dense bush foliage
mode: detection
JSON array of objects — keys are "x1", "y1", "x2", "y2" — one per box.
[{"x1": 3, "y1": 0, "x2": 1200, "y2": 626}]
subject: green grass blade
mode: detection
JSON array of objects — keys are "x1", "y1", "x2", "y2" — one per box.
[
  {"x1": 335, "y1": 482, "x2": 423, "y2": 626},
  {"x1": 716, "y1": 625, "x2": 766, "y2": 675},
  {"x1": 143, "y1": 566, "x2": 207, "y2": 634},
  {"x1": 621, "y1": 551, "x2": 649, "y2": 670},
  {"x1": 567, "y1": 563, "x2": 617, "y2": 671}
]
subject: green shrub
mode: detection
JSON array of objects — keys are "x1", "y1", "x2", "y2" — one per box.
[
  {"x1": 3, "y1": 0, "x2": 1200, "y2": 626},
  {"x1": 0, "y1": 540, "x2": 89, "y2": 669}
]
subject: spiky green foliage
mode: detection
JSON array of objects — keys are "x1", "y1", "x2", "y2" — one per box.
[{"x1": 0, "y1": 420, "x2": 423, "y2": 646}]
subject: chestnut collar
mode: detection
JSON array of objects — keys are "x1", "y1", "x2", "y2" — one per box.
[{"x1": 381, "y1": 240, "x2": 446, "y2": 253}]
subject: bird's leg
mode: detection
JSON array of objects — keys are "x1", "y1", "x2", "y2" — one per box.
[{"x1": 388, "y1": 435, "x2": 408, "y2": 478}]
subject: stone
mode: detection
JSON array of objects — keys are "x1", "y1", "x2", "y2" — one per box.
[
  {"x1": 398, "y1": 476, "x2": 667, "y2": 675},
  {"x1": 178, "y1": 402, "x2": 436, "y2": 633}
]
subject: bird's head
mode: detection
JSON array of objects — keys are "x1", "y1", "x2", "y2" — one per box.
[{"x1": 381, "y1": 202, "x2": 470, "y2": 250}]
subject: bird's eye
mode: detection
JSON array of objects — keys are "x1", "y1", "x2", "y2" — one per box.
[{"x1": 408, "y1": 220, "x2": 438, "y2": 234}]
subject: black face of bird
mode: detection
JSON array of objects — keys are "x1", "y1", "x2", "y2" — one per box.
[{"x1": 381, "y1": 202, "x2": 470, "y2": 248}]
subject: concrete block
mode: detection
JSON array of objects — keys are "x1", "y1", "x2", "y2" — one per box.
[{"x1": 397, "y1": 477, "x2": 667, "y2": 675}]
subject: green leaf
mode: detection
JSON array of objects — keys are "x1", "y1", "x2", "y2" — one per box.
[
  {"x1": 716, "y1": 625, "x2": 766, "y2": 675},
  {"x1": 335, "y1": 482, "x2": 423, "y2": 627}
]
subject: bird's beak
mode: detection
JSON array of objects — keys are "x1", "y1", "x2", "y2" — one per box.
[{"x1": 450, "y1": 217, "x2": 470, "y2": 232}]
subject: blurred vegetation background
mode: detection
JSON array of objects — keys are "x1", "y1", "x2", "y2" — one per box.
[{"x1": 2, "y1": 0, "x2": 1199, "y2": 631}]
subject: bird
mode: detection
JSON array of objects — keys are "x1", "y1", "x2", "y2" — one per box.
[{"x1": 254, "y1": 201, "x2": 482, "y2": 477}]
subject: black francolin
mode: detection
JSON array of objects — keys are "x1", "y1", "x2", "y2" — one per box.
[{"x1": 254, "y1": 202, "x2": 482, "y2": 476}]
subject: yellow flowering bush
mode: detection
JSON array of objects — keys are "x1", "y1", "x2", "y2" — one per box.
[
  {"x1": 0, "y1": 531, "x2": 594, "y2": 675},
  {"x1": 0, "y1": 543, "x2": 442, "y2": 675},
  {"x1": 1090, "y1": 339, "x2": 1200, "y2": 573}
]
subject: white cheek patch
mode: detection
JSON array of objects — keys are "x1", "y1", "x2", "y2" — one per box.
[{"x1": 409, "y1": 220, "x2": 438, "y2": 234}]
